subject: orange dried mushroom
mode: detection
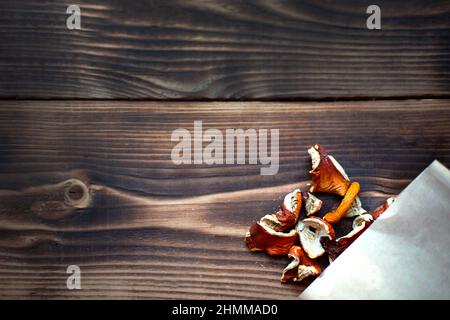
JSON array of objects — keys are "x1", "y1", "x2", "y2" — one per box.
[
  {"x1": 324, "y1": 182, "x2": 361, "y2": 224},
  {"x1": 308, "y1": 144, "x2": 350, "y2": 196}
]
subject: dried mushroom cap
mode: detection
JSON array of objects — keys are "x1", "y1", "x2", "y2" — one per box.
[
  {"x1": 322, "y1": 214, "x2": 374, "y2": 262},
  {"x1": 353, "y1": 213, "x2": 373, "y2": 229},
  {"x1": 372, "y1": 196, "x2": 396, "y2": 219},
  {"x1": 281, "y1": 246, "x2": 321, "y2": 283},
  {"x1": 322, "y1": 197, "x2": 396, "y2": 261},
  {"x1": 308, "y1": 144, "x2": 351, "y2": 196},
  {"x1": 343, "y1": 196, "x2": 367, "y2": 218},
  {"x1": 260, "y1": 189, "x2": 302, "y2": 232},
  {"x1": 245, "y1": 221, "x2": 297, "y2": 256},
  {"x1": 337, "y1": 214, "x2": 373, "y2": 244},
  {"x1": 302, "y1": 191, "x2": 323, "y2": 216},
  {"x1": 276, "y1": 189, "x2": 302, "y2": 229},
  {"x1": 260, "y1": 214, "x2": 285, "y2": 231},
  {"x1": 281, "y1": 189, "x2": 302, "y2": 216},
  {"x1": 386, "y1": 196, "x2": 396, "y2": 205},
  {"x1": 297, "y1": 216, "x2": 335, "y2": 259}
]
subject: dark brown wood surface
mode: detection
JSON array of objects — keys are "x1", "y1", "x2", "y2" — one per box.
[
  {"x1": 0, "y1": 99, "x2": 449, "y2": 299},
  {"x1": 1, "y1": 0, "x2": 450, "y2": 99}
]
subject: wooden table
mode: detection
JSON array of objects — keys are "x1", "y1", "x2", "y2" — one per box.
[{"x1": 0, "y1": 1, "x2": 449, "y2": 299}]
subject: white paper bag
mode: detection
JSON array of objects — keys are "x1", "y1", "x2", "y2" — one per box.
[{"x1": 300, "y1": 160, "x2": 450, "y2": 300}]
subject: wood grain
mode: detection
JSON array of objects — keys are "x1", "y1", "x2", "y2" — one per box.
[
  {"x1": 1, "y1": 0, "x2": 449, "y2": 99},
  {"x1": 0, "y1": 99, "x2": 449, "y2": 299}
]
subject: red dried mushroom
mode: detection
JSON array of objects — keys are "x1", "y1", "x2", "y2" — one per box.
[{"x1": 281, "y1": 246, "x2": 321, "y2": 283}]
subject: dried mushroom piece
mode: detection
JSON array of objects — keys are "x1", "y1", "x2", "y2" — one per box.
[
  {"x1": 297, "y1": 216, "x2": 335, "y2": 259},
  {"x1": 281, "y1": 246, "x2": 321, "y2": 283},
  {"x1": 302, "y1": 191, "x2": 323, "y2": 216},
  {"x1": 322, "y1": 196, "x2": 396, "y2": 261},
  {"x1": 245, "y1": 222, "x2": 297, "y2": 256},
  {"x1": 261, "y1": 189, "x2": 302, "y2": 232},
  {"x1": 308, "y1": 144, "x2": 351, "y2": 196},
  {"x1": 337, "y1": 213, "x2": 373, "y2": 246},
  {"x1": 244, "y1": 144, "x2": 395, "y2": 286},
  {"x1": 372, "y1": 196, "x2": 396, "y2": 219},
  {"x1": 324, "y1": 182, "x2": 361, "y2": 224},
  {"x1": 344, "y1": 196, "x2": 367, "y2": 218}
]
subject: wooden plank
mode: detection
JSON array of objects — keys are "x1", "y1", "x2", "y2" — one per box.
[
  {"x1": 0, "y1": 99, "x2": 449, "y2": 299},
  {"x1": 1, "y1": 0, "x2": 449, "y2": 99}
]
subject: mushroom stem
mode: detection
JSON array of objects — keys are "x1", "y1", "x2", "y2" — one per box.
[{"x1": 324, "y1": 182, "x2": 360, "y2": 224}]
